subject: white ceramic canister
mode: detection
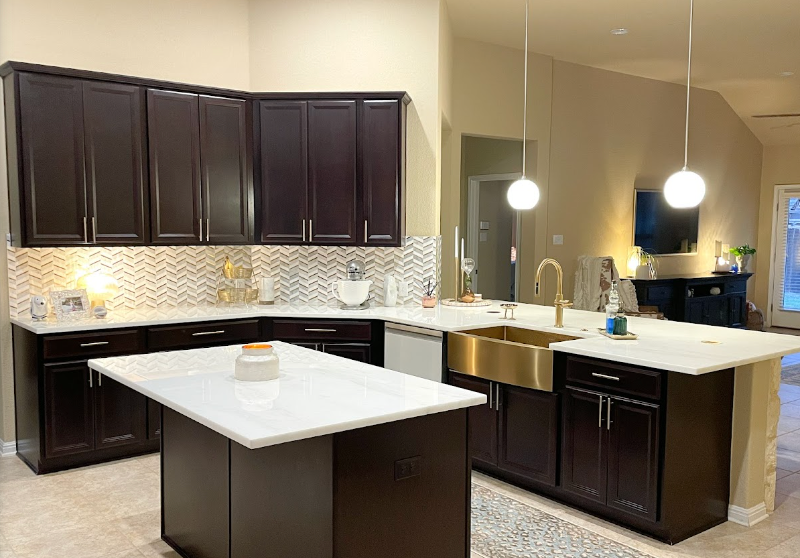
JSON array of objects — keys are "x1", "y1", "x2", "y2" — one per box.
[
  {"x1": 235, "y1": 343, "x2": 280, "y2": 381},
  {"x1": 259, "y1": 277, "x2": 275, "y2": 304}
]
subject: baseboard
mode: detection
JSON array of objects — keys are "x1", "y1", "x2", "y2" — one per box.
[
  {"x1": 728, "y1": 503, "x2": 768, "y2": 526},
  {"x1": 0, "y1": 437, "x2": 17, "y2": 457}
]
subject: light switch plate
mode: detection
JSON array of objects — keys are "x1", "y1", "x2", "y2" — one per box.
[{"x1": 553, "y1": 235, "x2": 564, "y2": 246}]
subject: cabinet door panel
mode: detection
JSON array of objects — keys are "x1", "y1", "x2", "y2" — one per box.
[
  {"x1": 561, "y1": 388, "x2": 606, "y2": 504},
  {"x1": 308, "y1": 101, "x2": 357, "y2": 245},
  {"x1": 18, "y1": 73, "x2": 87, "y2": 245},
  {"x1": 706, "y1": 296, "x2": 730, "y2": 327},
  {"x1": 43, "y1": 362, "x2": 94, "y2": 458},
  {"x1": 729, "y1": 295, "x2": 745, "y2": 328},
  {"x1": 321, "y1": 343, "x2": 371, "y2": 364},
  {"x1": 200, "y1": 96, "x2": 252, "y2": 244},
  {"x1": 449, "y1": 372, "x2": 497, "y2": 467},
  {"x1": 685, "y1": 299, "x2": 706, "y2": 325},
  {"x1": 95, "y1": 373, "x2": 147, "y2": 449},
  {"x1": 147, "y1": 90, "x2": 201, "y2": 244},
  {"x1": 83, "y1": 81, "x2": 148, "y2": 244},
  {"x1": 607, "y1": 398, "x2": 660, "y2": 522},
  {"x1": 361, "y1": 100, "x2": 401, "y2": 246},
  {"x1": 258, "y1": 101, "x2": 308, "y2": 244},
  {"x1": 499, "y1": 385, "x2": 558, "y2": 486}
]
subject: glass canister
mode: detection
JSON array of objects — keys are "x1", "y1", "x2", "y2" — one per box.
[{"x1": 235, "y1": 344, "x2": 280, "y2": 381}]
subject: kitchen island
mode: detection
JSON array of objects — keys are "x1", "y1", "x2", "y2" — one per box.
[{"x1": 88, "y1": 341, "x2": 485, "y2": 558}]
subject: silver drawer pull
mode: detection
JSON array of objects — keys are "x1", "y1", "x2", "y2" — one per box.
[
  {"x1": 192, "y1": 330, "x2": 226, "y2": 336},
  {"x1": 592, "y1": 372, "x2": 620, "y2": 382},
  {"x1": 304, "y1": 328, "x2": 337, "y2": 333},
  {"x1": 81, "y1": 341, "x2": 110, "y2": 347}
]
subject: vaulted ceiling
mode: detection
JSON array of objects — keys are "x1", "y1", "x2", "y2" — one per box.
[{"x1": 446, "y1": 0, "x2": 800, "y2": 145}]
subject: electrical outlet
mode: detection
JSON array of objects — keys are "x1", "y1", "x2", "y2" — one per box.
[
  {"x1": 394, "y1": 456, "x2": 422, "y2": 481},
  {"x1": 398, "y1": 280, "x2": 409, "y2": 298},
  {"x1": 553, "y1": 235, "x2": 564, "y2": 246}
]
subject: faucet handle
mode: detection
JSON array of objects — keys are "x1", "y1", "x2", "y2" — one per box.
[{"x1": 556, "y1": 299, "x2": 573, "y2": 308}]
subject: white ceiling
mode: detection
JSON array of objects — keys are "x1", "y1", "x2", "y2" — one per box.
[{"x1": 446, "y1": 0, "x2": 800, "y2": 145}]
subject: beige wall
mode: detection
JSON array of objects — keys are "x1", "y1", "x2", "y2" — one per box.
[
  {"x1": 547, "y1": 61, "x2": 763, "y2": 301},
  {"x1": 754, "y1": 145, "x2": 800, "y2": 314},
  {"x1": 443, "y1": 38, "x2": 553, "y2": 301},
  {"x1": 248, "y1": 0, "x2": 443, "y2": 237}
]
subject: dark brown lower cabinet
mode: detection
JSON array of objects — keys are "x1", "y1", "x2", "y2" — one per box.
[
  {"x1": 95, "y1": 373, "x2": 148, "y2": 450},
  {"x1": 562, "y1": 387, "x2": 659, "y2": 521},
  {"x1": 43, "y1": 362, "x2": 95, "y2": 458},
  {"x1": 321, "y1": 343, "x2": 371, "y2": 364},
  {"x1": 272, "y1": 319, "x2": 377, "y2": 365},
  {"x1": 147, "y1": 399, "x2": 162, "y2": 440},
  {"x1": 448, "y1": 372, "x2": 557, "y2": 487}
]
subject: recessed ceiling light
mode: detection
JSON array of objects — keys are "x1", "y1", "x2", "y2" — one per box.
[
  {"x1": 611, "y1": 28, "x2": 629, "y2": 35},
  {"x1": 779, "y1": 71, "x2": 795, "y2": 77}
]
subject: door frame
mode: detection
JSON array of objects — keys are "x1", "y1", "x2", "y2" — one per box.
[
  {"x1": 466, "y1": 173, "x2": 522, "y2": 301},
  {"x1": 767, "y1": 184, "x2": 800, "y2": 328}
]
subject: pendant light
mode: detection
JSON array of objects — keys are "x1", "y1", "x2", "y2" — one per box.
[
  {"x1": 664, "y1": 0, "x2": 706, "y2": 209},
  {"x1": 507, "y1": 0, "x2": 540, "y2": 210}
]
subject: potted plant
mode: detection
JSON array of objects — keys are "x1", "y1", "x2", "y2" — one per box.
[{"x1": 730, "y1": 245, "x2": 756, "y2": 273}]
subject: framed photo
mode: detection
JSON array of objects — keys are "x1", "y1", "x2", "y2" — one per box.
[{"x1": 50, "y1": 289, "x2": 90, "y2": 321}]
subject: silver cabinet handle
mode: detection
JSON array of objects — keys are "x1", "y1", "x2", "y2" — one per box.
[
  {"x1": 80, "y1": 341, "x2": 109, "y2": 347},
  {"x1": 88, "y1": 371, "x2": 93, "y2": 388},
  {"x1": 309, "y1": 219, "x2": 313, "y2": 242},
  {"x1": 199, "y1": 218, "x2": 203, "y2": 242},
  {"x1": 83, "y1": 216, "x2": 89, "y2": 243},
  {"x1": 488, "y1": 381, "x2": 493, "y2": 409},
  {"x1": 592, "y1": 372, "x2": 620, "y2": 382},
  {"x1": 206, "y1": 218, "x2": 210, "y2": 242},
  {"x1": 191, "y1": 330, "x2": 225, "y2": 336},
  {"x1": 364, "y1": 220, "x2": 368, "y2": 242},
  {"x1": 98, "y1": 372, "x2": 102, "y2": 387},
  {"x1": 598, "y1": 395, "x2": 604, "y2": 428},
  {"x1": 91, "y1": 216, "x2": 97, "y2": 243},
  {"x1": 607, "y1": 397, "x2": 613, "y2": 431},
  {"x1": 495, "y1": 383, "x2": 501, "y2": 412},
  {"x1": 304, "y1": 328, "x2": 337, "y2": 333},
  {"x1": 302, "y1": 219, "x2": 306, "y2": 242}
]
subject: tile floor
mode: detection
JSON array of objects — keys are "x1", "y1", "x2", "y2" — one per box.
[{"x1": 3, "y1": 387, "x2": 800, "y2": 558}]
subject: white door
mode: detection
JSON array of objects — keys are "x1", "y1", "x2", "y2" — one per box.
[{"x1": 771, "y1": 187, "x2": 800, "y2": 328}]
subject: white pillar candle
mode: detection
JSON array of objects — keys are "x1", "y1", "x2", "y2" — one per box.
[
  {"x1": 454, "y1": 226, "x2": 459, "y2": 258},
  {"x1": 461, "y1": 238, "x2": 465, "y2": 261}
]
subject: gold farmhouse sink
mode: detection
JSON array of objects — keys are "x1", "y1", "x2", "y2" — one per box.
[{"x1": 447, "y1": 327, "x2": 580, "y2": 392}]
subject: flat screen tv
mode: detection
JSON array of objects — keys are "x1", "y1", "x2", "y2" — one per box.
[{"x1": 634, "y1": 190, "x2": 699, "y2": 255}]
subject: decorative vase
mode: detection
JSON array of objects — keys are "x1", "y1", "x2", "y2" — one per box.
[
  {"x1": 422, "y1": 295, "x2": 437, "y2": 308},
  {"x1": 738, "y1": 254, "x2": 752, "y2": 273}
]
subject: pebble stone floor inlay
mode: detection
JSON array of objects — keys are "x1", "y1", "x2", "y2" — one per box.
[{"x1": 5, "y1": 385, "x2": 800, "y2": 558}]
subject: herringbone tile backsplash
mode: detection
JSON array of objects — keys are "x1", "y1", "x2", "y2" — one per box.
[{"x1": 7, "y1": 237, "x2": 440, "y2": 318}]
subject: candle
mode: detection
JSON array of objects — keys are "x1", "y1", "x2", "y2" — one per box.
[
  {"x1": 454, "y1": 226, "x2": 459, "y2": 258},
  {"x1": 461, "y1": 238, "x2": 465, "y2": 261}
]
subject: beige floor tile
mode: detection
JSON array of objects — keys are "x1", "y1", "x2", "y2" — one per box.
[
  {"x1": 777, "y1": 447, "x2": 800, "y2": 473},
  {"x1": 776, "y1": 473, "x2": 800, "y2": 499},
  {"x1": 136, "y1": 540, "x2": 180, "y2": 557},
  {"x1": 779, "y1": 384, "x2": 800, "y2": 404},
  {"x1": 6, "y1": 524, "x2": 136, "y2": 558},
  {"x1": 778, "y1": 414, "x2": 800, "y2": 435},
  {"x1": 114, "y1": 510, "x2": 162, "y2": 548},
  {"x1": 777, "y1": 468, "x2": 796, "y2": 480}
]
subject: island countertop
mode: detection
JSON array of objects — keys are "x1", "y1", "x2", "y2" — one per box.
[{"x1": 88, "y1": 341, "x2": 486, "y2": 449}]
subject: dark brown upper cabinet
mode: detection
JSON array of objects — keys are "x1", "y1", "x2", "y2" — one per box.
[
  {"x1": 147, "y1": 90, "x2": 202, "y2": 244},
  {"x1": 3, "y1": 72, "x2": 148, "y2": 247},
  {"x1": 83, "y1": 81, "x2": 148, "y2": 244},
  {"x1": 308, "y1": 100, "x2": 358, "y2": 245},
  {"x1": 200, "y1": 95, "x2": 253, "y2": 244},
  {"x1": 360, "y1": 99, "x2": 403, "y2": 246},
  {"x1": 148, "y1": 89, "x2": 252, "y2": 245},
  {"x1": 257, "y1": 100, "x2": 308, "y2": 244}
]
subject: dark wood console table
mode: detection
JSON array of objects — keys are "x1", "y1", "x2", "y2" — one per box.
[{"x1": 631, "y1": 273, "x2": 752, "y2": 328}]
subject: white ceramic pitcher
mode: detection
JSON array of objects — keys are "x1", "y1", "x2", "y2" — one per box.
[{"x1": 330, "y1": 279, "x2": 372, "y2": 307}]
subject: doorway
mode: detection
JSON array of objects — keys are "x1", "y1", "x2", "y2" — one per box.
[
  {"x1": 467, "y1": 173, "x2": 521, "y2": 302},
  {"x1": 770, "y1": 185, "x2": 800, "y2": 328}
]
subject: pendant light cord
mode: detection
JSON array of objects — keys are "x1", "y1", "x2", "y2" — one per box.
[
  {"x1": 683, "y1": 0, "x2": 694, "y2": 169},
  {"x1": 522, "y1": 0, "x2": 529, "y2": 178}
]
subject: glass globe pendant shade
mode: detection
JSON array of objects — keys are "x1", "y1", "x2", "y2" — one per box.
[
  {"x1": 507, "y1": 178, "x2": 540, "y2": 210},
  {"x1": 664, "y1": 168, "x2": 705, "y2": 208}
]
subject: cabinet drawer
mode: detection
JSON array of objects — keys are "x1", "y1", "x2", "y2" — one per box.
[
  {"x1": 645, "y1": 285, "x2": 673, "y2": 301},
  {"x1": 147, "y1": 320, "x2": 261, "y2": 351},
  {"x1": 273, "y1": 320, "x2": 371, "y2": 341},
  {"x1": 565, "y1": 357, "x2": 662, "y2": 401},
  {"x1": 724, "y1": 280, "x2": 748, "y2": 294},
  {"x1": 43, "y1": 329, "x2": 143, "y2": 361}
]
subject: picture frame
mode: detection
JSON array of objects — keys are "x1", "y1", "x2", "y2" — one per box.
[{"x1": 50, "y1": 289, "x2": 90, "y2": 321}]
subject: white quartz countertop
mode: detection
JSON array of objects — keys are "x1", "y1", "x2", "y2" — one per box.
[
  {"x1": 17, "y1": 301, "x2": 800, "y2": 375},
  {"x1": 88, "y1": 341, "x2": 486, "y2": 449}
]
